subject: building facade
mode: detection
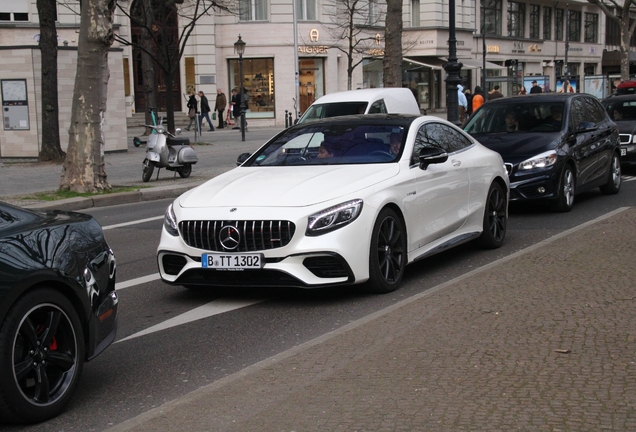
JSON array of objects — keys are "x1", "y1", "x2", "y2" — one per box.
[{"x1": 0, "y1": 0, "x2": 616, "y2": 157}]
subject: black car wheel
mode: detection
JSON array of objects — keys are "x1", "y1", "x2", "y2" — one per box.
[
  {"x1": 477, "y1": 182, "x2": 507, "y2": 249},
  {"x1": 599, "y1": 152, "x2": 621, "y2": 195},
  {"x1": 178, "y1": 164, "x2": 192, "y2": 178},
  {"x1": 142, "y1": 158, "x2": 155, "y2": 182},
  {"x1": 366, "y1": 208, "x2": 406, "y2": 294},
  {"x1": 0, "y1": 289, "x2": 85, "y2": 424},
  {"x1": 552, "y1": 165, "x2": 575, "y2": 212}
]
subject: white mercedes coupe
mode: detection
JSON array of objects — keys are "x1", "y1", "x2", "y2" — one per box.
[{"x1": 157, "y1": 114, "x2": 509, "y2": 293}]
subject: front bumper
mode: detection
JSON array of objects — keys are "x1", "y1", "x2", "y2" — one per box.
[{"x1": 508, "y1": 171, "x2": 559, "y2": 202}]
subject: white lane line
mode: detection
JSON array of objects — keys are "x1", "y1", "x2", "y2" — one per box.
[
  {"x1": 624, "y1": 175, "x2": 636, "y2": 182},
  {"x1": 115, "y1": 273, "x2": 161, "y2": 291},
  {"x1": 103, "y1": 215, "x2": 163, "y2": 231},
  {"x1": 116, "y1": 298, "x2": 268, "y2": 343}
]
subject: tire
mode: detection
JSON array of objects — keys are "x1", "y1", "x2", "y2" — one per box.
[
  {"x1": 142, "y1": 158, "x2": 154, "y2": 182},
  {"x1": 365, "y1": 208, "x2": 407, "y2": 294},
  {"x1": 178, "y1": 164, "x2": 192, "y2": 178},
  {"x1": 599, "y1": 152, "x2": 621, "y2": 195},
  {"x1": 552, "y1": 164, "x2": 575, "y2": 212},
  {"x1": 133, "y1": 137, "x2": 142, "y2": 147},
  {"x1": 477, "y1": 182, "x2": 507, "y2": 249},
  {"x1": 0, "y1": 289, "x2": 85, "y2": 424}
]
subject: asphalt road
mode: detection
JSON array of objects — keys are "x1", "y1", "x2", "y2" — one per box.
[{"x1": 5, "y1": 167, "x2": 636, "y2": 431}]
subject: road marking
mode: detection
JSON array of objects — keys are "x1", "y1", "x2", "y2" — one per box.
[
  {"x1": 623, "y1": 175, "x2": 635, "y2": 182},
  {"x1": 115, "y1": 273, "x2": 161, "y2": 291},
  {"x1": 116, "y1": 298, "x2": 268, "y2": 343},
  {"x1": 103, "y1": 215, "x2": 163, "y2": 231}
]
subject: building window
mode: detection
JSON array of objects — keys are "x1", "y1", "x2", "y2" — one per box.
[
  {"x1": 411, "y1": 0, "x2": 420, "y2": 27},
  {"x1": 0, "y1": 0, "x2": 29, "y2": 21},
  {"x1": 530, "y1": 5, "x2": 540, "y2": 39},
  {"x1": 584, "y1": 63, "x2": 596, "y2": 75},
  {"x1": 296, "y1": 0, "x2": 316, "y2": 20},
  {"x1": 239, "y1": 0, "x2": 268, "y2": 21},
  {"x1": 229, "y1": 58, "x2": 275, "y2": 119},
  {"x1": 367, "y1": 0, "x2": 379, "y2": 25},
  {"x1": 584, "y1": 12, "x2": 598, "y2": 43},
  {"x1": 507, "y1": 2, "x2": 525, "y2": 38},
  {"x1": 482, "y1": 0, "x2": 502, "y2": 36},
  {"x1": 555, "y1": 8, "x2": 564, "y2": 41},
  {"x1": 543, "y1": 7, "x2": 552, "y2": 40},
  {"x1": 569, "y1": 10, "x2": 581, "y2": 42}
]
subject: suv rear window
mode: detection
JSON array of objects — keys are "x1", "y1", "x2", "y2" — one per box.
[{"x1": 300, "y1": 102, "x2": 368, "y2": 123}]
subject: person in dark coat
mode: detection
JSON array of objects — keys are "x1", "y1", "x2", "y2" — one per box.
[
  {"x1": 198, "y1": 91, "x2": 214, "y2": 131},
  {"x1": 530, "y1": 80, "x2": 543, "y2": 94},
  {"x1": 185, "y1": 92, "x2": 197, "y2": 131},
  {"x1": 215, "y1": 89, "x2": 227, "y2": 129},
  {"x1": 489, "y1": 85, "x2": 504, "y2": 100},
  {"x1": 231, "y1": 88, "x2": 243, "y2": 130}
]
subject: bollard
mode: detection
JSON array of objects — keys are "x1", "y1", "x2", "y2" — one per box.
[{"x1": 285, "y1": 110, "x2": 289, "y2": 128}]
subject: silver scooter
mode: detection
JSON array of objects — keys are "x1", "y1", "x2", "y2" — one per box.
[{"x1": 142, "y1": 119, "x2": 198, "y2": 182}]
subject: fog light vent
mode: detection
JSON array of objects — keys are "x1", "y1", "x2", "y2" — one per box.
[{"x1": 163, "y1": 254, "x2": 187, "y2": 275}]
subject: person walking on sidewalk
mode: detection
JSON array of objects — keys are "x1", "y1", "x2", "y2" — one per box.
[
  {"x1": 185, "y1": 92, "x2": 198, "y2": 131},
  {"x1": 215, "y1": 89, "x2": 227, "y2": 129},
  {"x1": 231, "y1": 88, "x2": 242, "y2": 130},
  {"x1": 198, "y1": 91, "x2": 214, "y2": 131}
]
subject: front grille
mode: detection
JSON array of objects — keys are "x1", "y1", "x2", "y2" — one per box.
[
  {"x1": 303, "y1": 256, "x2": 350, "y2": 278},
  {"x1": 619, "y1": 134, "x2": 632, "y2": 144},
  {"x1": 179, "y1": 220, "x2": 296, "y2": 252}
]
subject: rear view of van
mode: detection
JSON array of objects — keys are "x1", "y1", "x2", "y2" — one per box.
[{"x1": 298, "y1": 88, "x2": 421, "y2": 123}]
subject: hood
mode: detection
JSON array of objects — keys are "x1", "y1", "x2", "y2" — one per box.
[
  {"x1": 474, "y1": 132, "x2": 560, "y2": 163},
  {"x1": 457, "y1": 84, "x2": 464, "y2": 92},
  {"x1": 178, "y1": 164, "x2": 400, "y2": 209}
]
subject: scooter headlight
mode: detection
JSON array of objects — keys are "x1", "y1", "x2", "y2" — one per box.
[{"x1": 164, "y1": 204, "x2": 179, "y2": 236}]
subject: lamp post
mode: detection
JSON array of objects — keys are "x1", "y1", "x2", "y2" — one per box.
[
  {"x1": 234, "y1": 35, "x2": 246, "y2": 142},
  {"x1": 444, "y1": 0, "x2": 463, "y2": 125}
]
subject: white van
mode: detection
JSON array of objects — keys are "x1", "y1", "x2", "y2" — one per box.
[{"x1": 298, "y1": 88, "x2": 421, "y2": 123}]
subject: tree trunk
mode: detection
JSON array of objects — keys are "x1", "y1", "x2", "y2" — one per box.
[
  {"x1": 59, "y1": 0, "x2": 116, "y2": 193},
  {"x1": 383, "y1": 0, "x2": 402, "y2": 88},
  {"x1": 37, "y1": 0, "x2": 65, "y2": 162},
  {"x1": 620, "y1": 18, "x2": 631, "y2": 81},
  {"x1": 140, "y1": 0, "x2": 157, "y2": 134}
]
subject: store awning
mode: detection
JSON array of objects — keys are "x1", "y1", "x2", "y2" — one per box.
[
  {"x1": 458, "y1": 58, "x2": 506, "y2": 70},
  {"x1": 403, "y1": 57, "x2": 445, "y2": 71}
]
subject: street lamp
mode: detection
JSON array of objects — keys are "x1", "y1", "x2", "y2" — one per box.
[
  {"x1": 444, "y1": 0, "x2": 463, "y2": 126},
  {"x1": 234, "y1": 35, "x2": 246, "y2": 142}
]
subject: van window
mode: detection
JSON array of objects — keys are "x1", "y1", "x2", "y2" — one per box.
[
  {"x1": 368, "y1": 100, "x2": 387, "y2": 113},
  {"x1": 299, "y1": 102, "x2": 368, "y2": 123}
]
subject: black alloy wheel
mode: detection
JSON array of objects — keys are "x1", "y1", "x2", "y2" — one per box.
[
  {"x1": 552, "y1": 164, "x2": 575, "y2": 212},
  {"x1": 178, "y1": 164, "x2": 192, "y2": 178},
  {"x1": 599, "y1": 152, "x2": 621, "y2": 195},
  {"x1": 0, "y1": 289, "x2": 85, "y2": 424},
  {"x1": 142, "y1": 158, "x2": 155, "y2": 182},
  {"x1": 366, "y1": 208, "x2": 407, "y2": 294},
  {"x1": 477, "y1": 182, "x2": 507, "y2": 249}
]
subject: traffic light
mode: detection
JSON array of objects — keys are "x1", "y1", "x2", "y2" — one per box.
[{"x1": 505, "y1": 59, "x2": 518, "y2": 67}]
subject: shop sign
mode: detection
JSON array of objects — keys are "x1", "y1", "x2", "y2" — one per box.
[
  {"x1": 298, "y1": 46, "x2": 329, "y2": 54},
  {"x1": 487, "y1": 45, "x2": 500, "y2": 53},
  {"x1": 368, "y1": 48, "x2": 385, "y2": 56},
  {"x1": 528, "y1": 44, "x2": 542, "y2": 52}
]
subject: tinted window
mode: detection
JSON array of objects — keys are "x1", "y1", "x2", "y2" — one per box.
[
  {"x1": 368, "y1": 100, "x2": 387, "y2": 114},
  {"x1": 464, "y1": 102, "x2": 566, "y2": 133},
  {"x1": 412, "y1": 123, "x2": 467, "y2": 163},
  {"x1": 569, "y1": 98, "x2": 587, "y2": 130},
  {"x1": 583, "y1": 97, "x2": 606, "y2": 124},
  {"x1": 299, "y1": 102, "x2": 368, "y2": 123}
]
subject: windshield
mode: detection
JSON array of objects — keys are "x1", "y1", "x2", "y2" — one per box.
[
  {"x1": 246, "y1": 123, "x2": 405, "y2": 166},
  {"x1": 299, "y1": 102, "x2": 369, "y2": 123},
  {"x1": 604, "y1": 100, "x2": 636, "y2": 121},
  {"x1": 464, "y1": 102, "x2": 566, "y2": 133}
]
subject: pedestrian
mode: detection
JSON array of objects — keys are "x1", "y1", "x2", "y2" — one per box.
[
  {"x1": 472, "y1": 86, "x2": 485, "y2": 111},
  {"x1": 490, "y1": 85, "x2": 504, "y2": 100},
  {"x1": 231, "y1": 88, "x2": 242, "y2": 130},
  {"x1": 198, "y1": 91, "x2": 214, "y2": 131},
  {"x1": 185, "y1": 91, "x2": 197, "y2": 131},
  {"x1": 530, "y1": 80, "x2": 543, "y2": 94},
  {"x1": 464, "y1": 88, "x2": 474, "y2": 117},
  {"x1": 518, "y1": 87, "x2": 527, "y2": 95},
  {"x1": 457, "y1": 84, "x2": 468, "y2": 123},
  {"x1": 215, "y1": 88, "x2": 227, "y2": 129}
]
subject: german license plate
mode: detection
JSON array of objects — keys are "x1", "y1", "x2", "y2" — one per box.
[
  {"x1": 621, "y1": 148, "x2": 627, "y2": 156},
  {"x1": 202, "y1": 253, "x2": 263, "y2": 269}
]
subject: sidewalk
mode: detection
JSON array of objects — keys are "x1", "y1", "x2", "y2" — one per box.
[{"x1": 107, "y1": 207, "x2": 636, "y2": 431}]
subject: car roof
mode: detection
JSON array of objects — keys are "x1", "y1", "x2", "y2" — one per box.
[
  {"x1": 484, "y1": 93, "x2": 585, "y2": 105},
  {"x1": 311, "y1": 88, "x2": 416, "y2": 104},
  {"x1": 617, "y1": 80, "x2": 636, "y2": 88},
  {"x1": 601, "y1": 94, "x2": 636, "y2": 104}
]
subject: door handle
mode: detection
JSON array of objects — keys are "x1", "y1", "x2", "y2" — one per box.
[{"x1": 452, "y1": 160, "x2": 461, "y2": 167}]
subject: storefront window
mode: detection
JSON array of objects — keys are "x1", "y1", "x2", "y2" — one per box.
[
  {"x1": 298, "y1": 58, "x2": 324, "y2": 114},
  {"x1": 229, "y1": 58, "x2": 275, "y2": 119}
]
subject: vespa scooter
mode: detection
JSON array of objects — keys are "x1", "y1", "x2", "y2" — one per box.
[{"x1": 142, "y1": 115, "x2": 198, "y2": 182}]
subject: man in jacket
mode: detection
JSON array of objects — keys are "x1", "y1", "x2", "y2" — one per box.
[
  {"x1": 215, "y1": 89, "x2": 227, "y2": 129},
  {"x1": 198, "y1": 91, "x2": 214, "y2": 131},
  {"x1": 457, "y1": 84, "x2": 468, "y2": 123},
  {"x1": 530, "y1": 80, "x2": 543, "y2": 94},
  {"x1": 489, "y1": 85, "x2": 504, "y2": 100},
  {"x1": 231, "y1": 88, "x2": 242, "y2": 130}
]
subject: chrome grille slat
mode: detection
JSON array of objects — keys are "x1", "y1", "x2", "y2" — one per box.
[{"x1": 179, "y1": 220, "x2": 296, "y2": 252}]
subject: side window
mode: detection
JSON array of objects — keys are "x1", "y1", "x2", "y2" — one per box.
[
  {"x1": 412, "y1": 123, "x2": 446, "y2": 164},
  {"x1": 441, "y1": 125, "x2": 473, "y2": 152},
  {"x1": 368, "y1": 99, "x2": 387, "y2": 114},
  {"x1": 569, "y1": 98, "x2": 587, "y2": 130},
  {"x1": 583, "y1": 97, "x2": 607, "y2": 124}
]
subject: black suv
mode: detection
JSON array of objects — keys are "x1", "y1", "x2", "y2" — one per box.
[
  {"x1": 464, "y1": 93, "x2": 622, "y2": 212},
  {"x1": 601, "y1": 94, "x2": 636, "y2": 166}
]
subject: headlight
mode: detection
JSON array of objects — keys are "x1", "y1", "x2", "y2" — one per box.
[
  {"x1": 306, "y1": 199, "x2": 363, "y2": 236},
  {"x1": 164, "y1": 203, "x2": 179, "y2": 236},
  {"x1": 518, "y1": 150, "x2": 558, "y2": 170}
]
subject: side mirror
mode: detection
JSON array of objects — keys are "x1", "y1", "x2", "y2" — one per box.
[
  {"x1": 576, "y1": 121, "x2": 597, "y2": 132},
  {"x1": 175, "y1": 128, "x2": 182, "y2": 135},
  {"x1": 418, "y1": 147, "x2": 448, "y2": 170},
  {"x1": 236, "y1": 152, "x2": 251, "y2": 166}
]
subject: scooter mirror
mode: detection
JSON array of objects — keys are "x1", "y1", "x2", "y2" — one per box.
[{"x1": 175, "y1": 128, "x2": 182, "y2": 135}]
